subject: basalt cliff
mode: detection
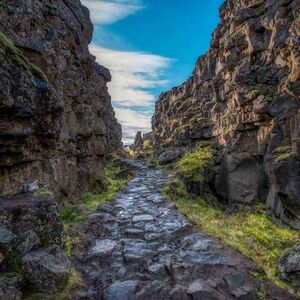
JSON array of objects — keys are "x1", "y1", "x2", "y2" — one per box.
[
  {"x1": 152, "y1": 0, "x2": 300, "y2": 228},
  {"x1": 0, "y1": 0, "x2": 122, "y2": 203}
]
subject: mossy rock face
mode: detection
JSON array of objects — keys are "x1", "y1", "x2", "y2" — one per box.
[{"x1": 0, "y1": 31, "x2": 48, "y2": 82}]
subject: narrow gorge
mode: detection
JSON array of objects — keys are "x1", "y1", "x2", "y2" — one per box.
[{"x1": 0, "y1": 0, "x2": 300, "y2": 299}]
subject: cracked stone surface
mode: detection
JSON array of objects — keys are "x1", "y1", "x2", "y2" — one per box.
[{"x1": 73, "y1": 160, "x2": 298, "y2": 300}]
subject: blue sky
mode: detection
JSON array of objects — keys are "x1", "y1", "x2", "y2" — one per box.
[{"x1": 82, "y1": 0, "x2": 224, "y2": 144}]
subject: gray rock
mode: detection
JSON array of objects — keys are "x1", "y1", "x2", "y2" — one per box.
[
  {"x1": 170, "y1": 285, "x2": 188, "y2": 300},
  {"x1": 187, "y1": 280, "x2": 225, "y2": 300},
  {"x1": 22, "y1": 180, "x2": 39, "y2": 193},
  {"x1": 88, "y1": 239, "x2": 117, "y2": 259},
  {"x1": 22, "y1": 246, "x2": 70, "y2": 292},
  {"x1": 0, "y1": 225, "x2": 17, "y2": 251},
  {"x1": 17, "y1": 230, "x2": 41, "y2": 254},
  {"x1": 158, "y1": 149, "x2": 183, "y2": 165},
  {"x1": 223, "y1": 271, "x2": 253, "y2": 297},
  {"x1": 132, "y1": 215, "x2": 154, "y2": 222},
  {"x1": 105, "y1": 281, "x2": 139, "y2": 300},
  {"x1": 279, "y1": 245, "x2": 300, "y2": 283}
]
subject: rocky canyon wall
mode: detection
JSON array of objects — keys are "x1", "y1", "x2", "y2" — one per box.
[
  {"x1": 152, "y1": 0, "x2": 300, "y2": 228},
  {"x1": 0, "y1": 0, "x2": 122, "y2": 203}
]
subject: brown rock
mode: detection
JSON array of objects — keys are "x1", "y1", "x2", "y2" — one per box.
[
  {"x1": 152, "y1": 0, "x2": 300, "y2": 227},
  {"x1": 0, "y1": 0, "x2": 122, "y2": 203}
]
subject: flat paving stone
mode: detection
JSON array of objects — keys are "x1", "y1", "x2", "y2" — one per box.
[
  {"x1": 132, "y1": 214, "x2": 154, "y2": 222},
  {"x1": 88, "y1": 239, "x2": 116, "y2": 259}
]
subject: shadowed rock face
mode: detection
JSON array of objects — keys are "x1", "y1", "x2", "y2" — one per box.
[
  {"x1": 0, "y1": 0, "x2": 122, "y2": 202},
  {"x1": 152, "y1": 0, "x2": 300, "y2": 228}
]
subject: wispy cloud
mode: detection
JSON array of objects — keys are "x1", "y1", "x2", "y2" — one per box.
[
  {"x1": 83, "y1": 0, "x2": 173, "y2": 143},
  {"x1": 90, "y1": 45, "x2": 172, "y2": 107},
  {"x1": 115, "y1": 108, "x2": 151, "y2": 144},
  {"x1": 82, "y1": 0, "x2": 143, "y2": 24}
]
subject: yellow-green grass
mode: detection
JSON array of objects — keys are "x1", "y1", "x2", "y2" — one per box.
[
  {"x1": 176, "y1": 145, "x2": 215, "y2": 178},
  {"x1": 164, "y1": 179, "x2": 300, "y2": 296}
]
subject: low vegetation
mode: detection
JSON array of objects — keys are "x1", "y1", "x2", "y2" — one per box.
[
  {"x1": 272, "y1": 145, "x2": 296, "y2": 162},
  {"x1": 176, "y1": 143, "x2": 215, "y2": 179},
  {"x1": 164, "y1": 177, "x2": 300, "y2": 296}
]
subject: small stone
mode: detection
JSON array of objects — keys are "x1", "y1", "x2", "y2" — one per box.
[
  {"x1": 148, "y1": 263, "x2": 167, "y2": 276},
  {"x1": 22, "y1": 246, "x2": 70, "y2": 292},
  {"x1": 17, "y1": 230, "x2": 41, "y2": 254},
  {"x1": 0, "y1": 225, "x2": 17, "y2": 250},
  {"x1": 132, "y1": 215, "x2": 154, "y2": 222},
  {"x1": 88, "y1": 239, "x2": 117, "y2": 259},
  {"x1": 105, "y1": 281, "x2": 139, "y2": 300},
  {"x1": 187, "y1": 280, "x2": 225, "y2": 300},
  {"x1": 170, "y1": 285, "x2": 188, "y2": 300},
  {"x1": 22, "y1": 180, "x2": 39, "y2": 193}
]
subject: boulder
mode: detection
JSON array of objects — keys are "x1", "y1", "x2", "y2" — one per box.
[
  {"x1": 22, "y1": 246, "x2": 70, "y2": 292},
  {"x1": 158, "y1": 149, "x2": 183, "y2": 165}
]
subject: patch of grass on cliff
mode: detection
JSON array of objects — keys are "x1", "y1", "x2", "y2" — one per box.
[
  {"x1": 0, "y1": 31, "x2": 48, "y2": 82},
  {"x1": 272, "y1": 146, "x2": 296, "y2": 162},
  {"x1": 176, "y1": 145, "x2": 215, "y2": 179},
  {"x1": 164, "y1": 179, "x2": 300, "y2": 296}
]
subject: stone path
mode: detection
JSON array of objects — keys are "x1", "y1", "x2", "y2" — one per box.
[{"x1": 73, "y1": 160, "x2": 298, "y2": 300}]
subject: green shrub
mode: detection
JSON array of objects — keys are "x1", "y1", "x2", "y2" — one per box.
[{"x1": 176, "y1": 146, "x2": 214, "y2": 178}]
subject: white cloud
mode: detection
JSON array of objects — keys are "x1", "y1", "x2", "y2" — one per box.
[
  {"x1": 82, "y1": 0, "x2": 143, "y2": 24},
  {"x1": 115, "y1": 108, "x2": 151, "y2": 144},
  {"x1": 89, "y1": 45, "x2": 172, "y2": 107}
]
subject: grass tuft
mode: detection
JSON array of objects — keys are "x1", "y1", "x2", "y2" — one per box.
[{"x1": 176, "y1": 146, "x2": 214, "y2": 179}]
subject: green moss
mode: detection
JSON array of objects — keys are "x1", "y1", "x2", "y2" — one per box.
[
  {"x1": 250, "y1": 84, "x2": 277, "y2": 101},
  {"x1": 0, "y1": 188, "x2": 21, "y2": 198},
  {"x1": 176, "y1": 146, "x2": 214, "y2": 179},
  {"x1": 0, "y1": 31, "x2": 48, "y2": 82},
  {"x1": 275, "y1": 152, "x2": 296, "y2": 162},
  {"x1": 164, "y1": 178, "x2": 187, "y2": 201},
  {"x1": 29, "y1": 62, "x2": 48, "y2": 82},
  {"x1": 164, "y1": 183, "x2": 300, "y2": 296},
  {"x1": 256, "y1": 284, "x2": 267, "y2": 300},
  {"x1": 248, "y1": 0, "x2": 265, "y2": 8},
  {"x1": 273, "y1": 146, "x2": 292, "y2": 154},
  {"x1": 251, "y1": 90, "x2": 260, "y2": 99}
]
